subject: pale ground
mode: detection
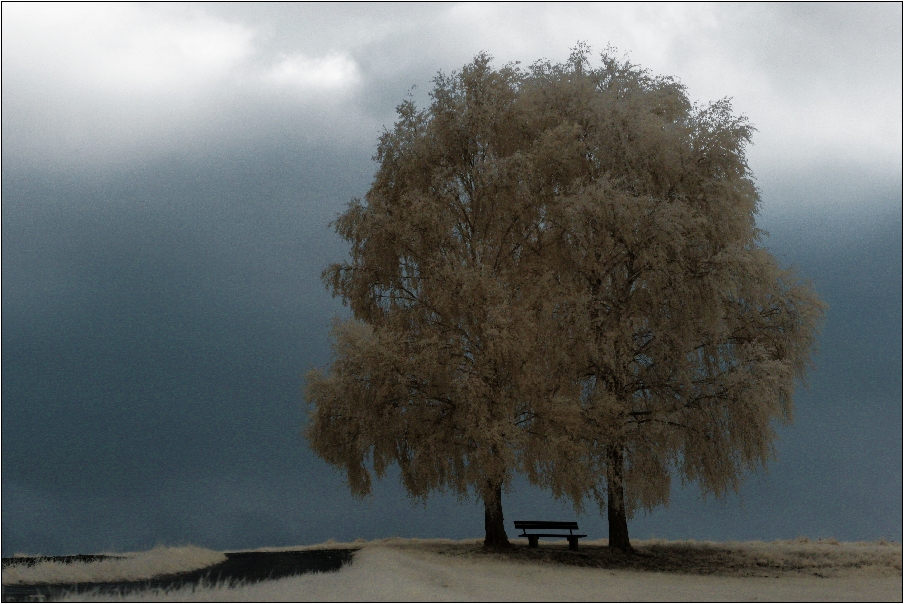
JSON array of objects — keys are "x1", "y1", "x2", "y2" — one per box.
[{"x1": 4, "y1": 538, "x2": 901, "y2": 602}]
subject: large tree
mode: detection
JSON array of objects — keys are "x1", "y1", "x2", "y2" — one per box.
[
  {"x1": 305, "y1": 48, "x2": 824, "y2": 551},
  {"x1": 305, "y1": 56, "x2": 568, "y2": 547},
  {"x1": 517, "y1": 48, "x2": 825, "y2": 550}
]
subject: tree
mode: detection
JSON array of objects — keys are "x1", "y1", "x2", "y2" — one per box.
[
  {"x1": 515, "y1": 47, "x2": 825, "y2": 550},
  {"x1": 305, "y1": 47, "x2": 824, "y2": 551},
  {"x1": 305, "y1": 56, "x2": 568, "y2": 547}
]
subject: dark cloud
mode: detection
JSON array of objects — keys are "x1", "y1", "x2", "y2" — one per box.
[
  {"x1": 3, "y1": 146, "x2": 901, "y2": 555},
  {"x1": 1, "y1": 147, "x2": 358, "y2": 495}
]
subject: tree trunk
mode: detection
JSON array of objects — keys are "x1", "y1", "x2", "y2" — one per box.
[
  {"x1": 606, "y1": 445, "x2": 632, "y2": 552},
  {"x1": 483, "y1": 480, "x2": 511, "y2": 548}
]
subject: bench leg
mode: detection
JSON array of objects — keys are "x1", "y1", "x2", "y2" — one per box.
[
  {"x1": 528, "y1": 535, "x2": 539, "y2": 548},
  {"x1": 567, "y1": 536, "x2": 579, "y2": 551}
]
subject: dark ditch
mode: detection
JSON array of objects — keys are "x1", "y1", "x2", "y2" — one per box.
[{"x1": 1, "y1": 549, "x2": 357, "y2": 602}]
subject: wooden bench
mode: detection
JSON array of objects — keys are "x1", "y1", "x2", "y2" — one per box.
[{"x1": 514, "y1": 521, "x2": 587, "y2": 551}]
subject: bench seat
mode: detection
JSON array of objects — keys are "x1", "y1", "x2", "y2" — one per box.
[{"x1": 514, "y1": 521, "x2": 587, "y2": 550}]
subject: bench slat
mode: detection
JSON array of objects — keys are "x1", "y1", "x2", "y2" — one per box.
[
  {"x1": 513, "y1": 521, "x2": 579, "y2": 530},
  {"x1": 516, "y1": 533, "x2": 587, "y2": 538}
]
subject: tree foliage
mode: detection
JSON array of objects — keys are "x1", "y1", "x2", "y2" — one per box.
[{"x1": 305, "y1": 46, "x2": 825, "y2": 549}]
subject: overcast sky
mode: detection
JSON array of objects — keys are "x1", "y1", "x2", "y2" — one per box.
[
  {"x1": 2, "y1": 3, "x2": 901, "y2": 556},
  {"x1": 4, "y1": 3, "x2": 901, "y2": 182}
]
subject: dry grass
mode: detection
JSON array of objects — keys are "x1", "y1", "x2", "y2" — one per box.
[
  {"x1": 353, "y1": 536, "x2": 900, "y2": 578},
  {"x1": 2, "y1": 545, "x2": 226, "y2": 585}
]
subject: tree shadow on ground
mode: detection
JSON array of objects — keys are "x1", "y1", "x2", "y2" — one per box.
[{"x1": 429, "y1": 540, "x2": 902, "y2": 578}]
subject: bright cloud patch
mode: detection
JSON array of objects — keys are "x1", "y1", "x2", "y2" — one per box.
[
  {"x1": 1, "y1": 4, "x2": 372, "y2": 169},
  {"x1": 266, "y1": 54, "x2": 361, "y2": 92},
  {"x1": 2, "y1": 3, "x2": 254, "y2": 96},
  {"x1": 99, "y1": 12, "x2": 254, "y2": 94},
  {"x1": 1, "y1": 4, "x2": 261, "y2": 168}
]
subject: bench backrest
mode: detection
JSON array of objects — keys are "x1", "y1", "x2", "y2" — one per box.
[{"x1": 513, "y1": 521, "x2": 579, "y2": 531}]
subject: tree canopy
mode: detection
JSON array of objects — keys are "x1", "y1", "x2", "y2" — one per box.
[{"x1": 305, "y1": 46, "x2": 824, "y2": 549}]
